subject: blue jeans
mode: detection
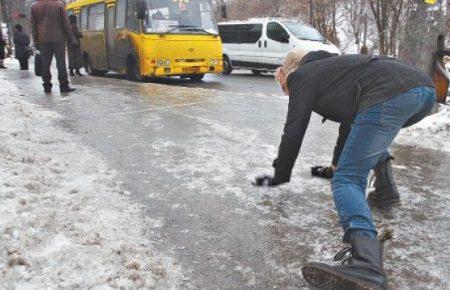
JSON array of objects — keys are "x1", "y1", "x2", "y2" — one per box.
[{"x1": 332, "y1": 86, "x2": 436, "y2": 242}]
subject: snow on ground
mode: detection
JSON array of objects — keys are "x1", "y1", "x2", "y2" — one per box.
[
  {"x1": 396, "y1": 101, "x2": 450, "y2": 152},
  {"x1": 0, "y1": 78, "x2": 185, "y2": 288}
]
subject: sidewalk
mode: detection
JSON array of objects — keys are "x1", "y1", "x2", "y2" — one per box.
[{"x1": 0, "y1": 75, "x2": 185, "y2": 288}]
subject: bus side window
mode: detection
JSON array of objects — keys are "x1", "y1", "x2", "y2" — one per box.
[
  {"x1": 88, "y1": 3, "x2": 105, "y2": 31},
  {"x1": 67, "y1": 9, "x2": 74, "y2": 17},
  {"x1": 80, "y1": 6, "x2": 89, "y2": 31},
  {"x1": 116, "y1": 0, "x2": 126, "y2": 29},
  {"x1": 126, "y1": 0, "x2": 141, "y2": 32}
]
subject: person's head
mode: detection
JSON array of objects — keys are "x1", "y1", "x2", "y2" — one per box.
[
  {"x1": 69, "y1": 15, "x2": 77, "y2": 24},
  {"x1": 275, "y1": 50, "x2": 307, "y2": 95},
  {"x1": 14, "y1": 24, "x2": 23, "y2": 32}
]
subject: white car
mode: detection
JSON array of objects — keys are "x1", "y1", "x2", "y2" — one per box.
[{"x1": 218, "y1": 18, "x2": 341, "y2": 74}]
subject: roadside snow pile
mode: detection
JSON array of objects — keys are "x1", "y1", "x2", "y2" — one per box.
[
  {"x1": 396, "y1": 103, "x2": 450, "y2": 152},
  {"x1": 0, "y1": 79, "x2": 184, "y2": 288}
]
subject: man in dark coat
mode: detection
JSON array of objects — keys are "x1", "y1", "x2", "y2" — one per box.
[
  {"x1": 68, "y1": 14, "x2": 83, "y2": 76},
  {"x1": 0, "y1": 28, "x2": 6, "y2": 69},
  {"x1": 254, "y1": 51, "x2": 436, "y2": 290},
  {"x1": 31, "y1": 0, "x2": 76, "y2": 93},
  {"x1": 13, "y1": 25, "x2": 31, "y2": 70}
]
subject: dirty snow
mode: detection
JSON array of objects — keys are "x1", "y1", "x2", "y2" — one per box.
[
  {"x1": 396, "y1": 101, "x2": 450, "y2": 152},
  {"x1": 0, "y1": 78, "x2": 185, "y2": 288}
]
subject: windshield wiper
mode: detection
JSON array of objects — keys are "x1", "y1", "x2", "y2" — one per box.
[
  {"x1": 297, "y1": 37, "x2": 325, "y2": 42},
  {"x1": 159, "y1": 25, "x2": 216, "y2": 36}
]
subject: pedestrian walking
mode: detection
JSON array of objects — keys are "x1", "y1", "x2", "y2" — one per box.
[
  {"x1": 0, "y1": 28, "x2": 6, "y2": 69},
  {"x1": 31, "y1": 0, "x2": 76, "y2": 93},
  {"x1": 68, "y1": 14, "x2": 83, "y2": 77},
  {"x1": 13, "y1": 25, "x2": 31, "y2": 71},
  {"x1": 254, "y1": 50, "x2": 436, "y2": 290}
]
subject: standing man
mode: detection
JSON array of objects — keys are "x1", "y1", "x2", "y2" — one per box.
[
  {"x1": 254, "y1": 50, "x2": 435, "y2": 289},
  {"x1": 13, "y1": 25, "x2": 31, "y2": 70},
  {"x1": 0, "y1": 27, "x2": 6, "y2": 69},
  {"x1": 31, "y1": 0, "x2": 76, "y2": 93}
]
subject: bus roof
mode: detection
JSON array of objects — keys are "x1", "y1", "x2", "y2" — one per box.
[{"x1": 66, "y1": 0, "x2": 114, "y2": 10}]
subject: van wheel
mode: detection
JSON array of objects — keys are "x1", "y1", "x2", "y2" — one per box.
[
  {"x1": 251, "y1": 70, "x2": 263, "y2": 75},
  {"x1": 189, "y1": 74, "x2": 205, "y2": 82},
  {"x1": 84, "y1": 55, "x2": 106, "y2": 76},
  {"x1": 222, "y1": 56, "x2": 233, "y2": 75},
  {"x1": 126, "y1": 57, "x2": 142, "y2": 82}
]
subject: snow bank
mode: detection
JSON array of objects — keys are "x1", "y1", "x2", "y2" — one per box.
[
  {"x1": 396, "y1": 102, "x2": 450, "y2": 152},
  {"x1": 0, "y1": 79, "x2": 184, "y2": 288}
]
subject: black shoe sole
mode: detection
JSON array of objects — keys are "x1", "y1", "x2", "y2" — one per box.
[
  {"x1": 367, "y1": 197, "x2": 401, "y2": 209},
  {"x1": 302, "y1": 264, "x2": 385, "y2": 290}
]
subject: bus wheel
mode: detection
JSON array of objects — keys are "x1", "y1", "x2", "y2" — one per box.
[
  {"x1": 126, "y1": 57, "x2": 142, "y2": 82},
  {"x1": 189, "y1": 74, "x2": 205, "y2": 82},
  {"x1": 222, "y1": 56, "x2": 233, "y2": 75},
  {"x1": 251, "y1": 70, "x2": 263, "y2": 75},
  {"x1": 84, "y1": 55, "x2": 105, "y2": 77}
]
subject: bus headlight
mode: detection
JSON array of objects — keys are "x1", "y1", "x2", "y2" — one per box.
[
  {"x1": 156, "y1": 60, "x2": 164, "y2": 67},
  {"x1": 210, "y1": 58, "x2": 220, "y2": 66},
  {"x1": 164, "y1": 59, "x2": 171, "y2": 67}
]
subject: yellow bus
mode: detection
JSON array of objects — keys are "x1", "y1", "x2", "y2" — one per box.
[{"x1": 66, "y1": 0, "x2": 223, "y2": 81}]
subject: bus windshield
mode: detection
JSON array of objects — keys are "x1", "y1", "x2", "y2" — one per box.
[
  {"x1": 282, "y1": 21, "x2": 325, "y2": 42},
  {"x1": 144, "y1": 0, "x2": 218, "y2": 35}
]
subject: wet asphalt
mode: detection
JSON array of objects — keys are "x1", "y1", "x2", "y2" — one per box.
[{"x1": 1, "y1": 61, "x2": 449, "y2": 289}]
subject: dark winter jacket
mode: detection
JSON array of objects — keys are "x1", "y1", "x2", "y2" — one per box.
[
  {"x1": 31, "y1": 0, "x2": 74, "y2": 44},
  {"x1": 68, "y1": 23, "x2": 83, "y2": 69},
  {"x1": 14, "y1": 31, "x2": 31, "y2": 59},
  {"x1": 273, "y1": 51, "x2": 435, "y2": 184},
  {"x1": 0, "y1": 36, "x2": 6, "y2": 59}
]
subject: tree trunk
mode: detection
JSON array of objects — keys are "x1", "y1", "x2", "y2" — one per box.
[{"x1": 398, "y1": 0, "x2": 447, "y2": 73}]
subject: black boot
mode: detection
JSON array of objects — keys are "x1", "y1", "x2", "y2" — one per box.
[
  {"x1": 368, "y1": 156, "x2": 400, "y2": 208},
  {"x1": 60, "y1": 85, "x2": 76, "y2": 93},
  {"x1": 43, "y1": 83, "x2": 52, "y2": 93},
  {"x1": 69, "y1": 69, "x2": 75, "y2": 77},
  {"x1": 302, "y1": 236, "x2": 388, "y2": 290}
]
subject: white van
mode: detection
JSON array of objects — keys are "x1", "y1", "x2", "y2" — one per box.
[{"x1": 218, "y1": 18, "x2": 341, "y2": 74}]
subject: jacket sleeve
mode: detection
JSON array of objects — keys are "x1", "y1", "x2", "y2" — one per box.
[
  {"x1": 272, "y1": 70, "x2": 315, "y2": 184},
  {"x1": 60, "y1": 4, "x2": 75, "y2": 43}
]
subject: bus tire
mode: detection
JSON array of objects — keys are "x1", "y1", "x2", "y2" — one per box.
[
  {"x1": 84, "y1": 54, "x2": 105, "y2": 77},
  {"x1": 251, "y1": 70, "x2": 263, "y2": 75},
  {"x1": 222, "y1": 55, "x2": 233, "y2": 75},
  {"x1": 126, "y1": 57, "x2": 142, "y2": 82},
  {"x1": 189, "y1": 74, "x2": 205, "y2": 82}
]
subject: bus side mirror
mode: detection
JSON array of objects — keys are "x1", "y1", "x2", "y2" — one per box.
[
  {"x1": 137, "y1": 0, "x2": 147, "y2": 20},
  {"x1": 221, "y1": 5, "x2": 228, "y2": 19}
]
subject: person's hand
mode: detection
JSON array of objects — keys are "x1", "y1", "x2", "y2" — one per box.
[
  {"x1": 311, "y1": 166, "x2": 334, "y2": 179},
  {"x1": 253, "y1": 175, "x2": 281, "y2": 187}
]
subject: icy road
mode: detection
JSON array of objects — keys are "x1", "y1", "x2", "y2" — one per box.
[{"x1": 1, "y1": 64, "x2": 449, "y2": 289}]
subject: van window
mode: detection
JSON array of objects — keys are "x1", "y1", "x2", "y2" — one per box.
[
  {"x1": 126, "y1": 0, "x2": 141, "y2": 32},
  {"x1": 80, "y1": 6, "x2": 89, "y2": 31},
  {"x1": 267, "y1": 22, "x2": 289, "y2": 43},
  {"x1": 88, "y1": 3, "x2": 105, "y2": 31},
  {"x1": 116, "y1": 0, "x2": 126, "y2": 29},
  {"x1": 219, "y1": 25, "x2": 240, "y2": 43},
  {"x1": 239, "y1": 24, "x2": 262, "y2": 43}
]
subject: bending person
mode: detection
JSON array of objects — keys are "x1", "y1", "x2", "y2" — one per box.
[{"x1": 254, "y1": 50, "x2": 435, "y2": 290}]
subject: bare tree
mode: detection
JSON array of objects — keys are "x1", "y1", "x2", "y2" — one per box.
[
  {"x1": 308, "y1": 0, "x2": 341, "y2": 45},
  {"x1": 341, "y1": 0, "x2": 367, "y2": 51},
  {"x1": 367, "y1": 0, "x2": 405, "y2": 55}
]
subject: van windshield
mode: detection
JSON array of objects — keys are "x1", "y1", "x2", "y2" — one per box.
[
  {"x1": 144, "y1": 0, "x2": 218, "y2": 35},
  {"x1": 282, "y1": 21, "x2": 325, "y2": 42}
]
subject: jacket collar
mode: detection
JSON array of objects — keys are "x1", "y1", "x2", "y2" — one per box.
[{"x1": 300, "y1": 50, "x2": 338, "y2": 65}]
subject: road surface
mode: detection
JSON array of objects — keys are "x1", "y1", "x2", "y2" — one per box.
[{"x1": 1, "y1": 63, "x2": 449, "y2": 289}]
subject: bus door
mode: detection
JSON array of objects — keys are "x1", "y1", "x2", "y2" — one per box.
[{"x1": 106, "y1": 5, "x2": 117, "y2": 69}]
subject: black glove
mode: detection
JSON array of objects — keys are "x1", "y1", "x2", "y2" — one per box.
[
  {"x1": 253, "y1": 175, "x2": 281, "y2": 187},
  {"x1": 311, "y1": 166, "x2": 334, "y2": 179}
]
